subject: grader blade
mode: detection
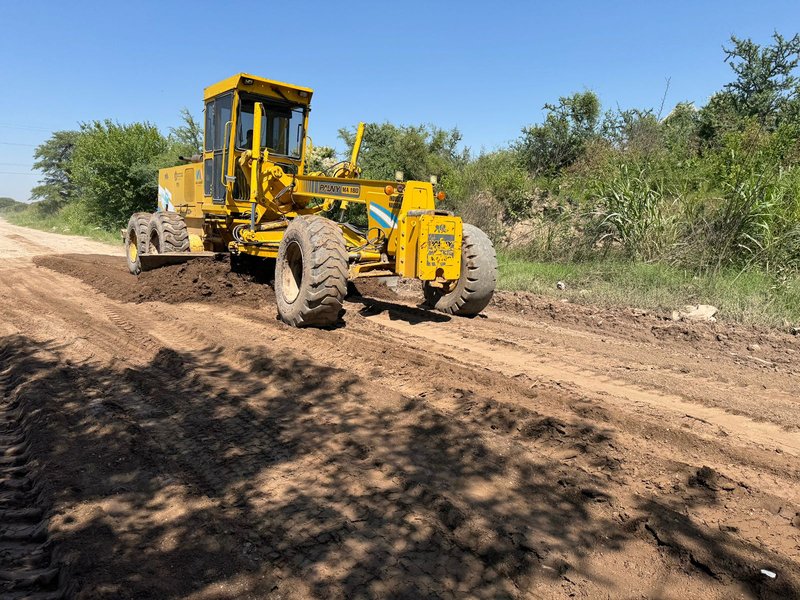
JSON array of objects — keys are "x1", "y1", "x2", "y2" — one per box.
[{"x1": 139, "y1": 252, "x2": 218, "y2": 271}]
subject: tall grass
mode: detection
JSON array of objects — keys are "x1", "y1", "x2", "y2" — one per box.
[{"x1": 592, "y1": 163, "x2": 682, "y2": 262}]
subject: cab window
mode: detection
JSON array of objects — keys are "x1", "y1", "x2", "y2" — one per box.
[
  {"x1": 237, "y1": 95, "x2": 304, "y2": 158},
  {"x1": 204, "y1": 93, "x2": 232, "y2": 152}
]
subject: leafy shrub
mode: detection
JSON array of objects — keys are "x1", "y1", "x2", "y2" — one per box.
[
  {"x1": 452, "y1": 191, "x2": 505, "y2": 245},
  {"x1": 71, "y1": 120, "x2": 167, "y2": 230},
  {"x1": 446, "y1": 150, "x2": 533, "y2": 220},
  {"x1": 517, "y1": 91, "x2": 601, "y2": 176}
]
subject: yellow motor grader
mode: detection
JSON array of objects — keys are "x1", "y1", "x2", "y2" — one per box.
[{"x1": 125, "y1": 73, "x2": 497, "y2": 327}]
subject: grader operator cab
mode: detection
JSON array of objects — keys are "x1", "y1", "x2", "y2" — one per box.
[{"x1": 124, "y1": 73, "x2": 497, "y2": 327}]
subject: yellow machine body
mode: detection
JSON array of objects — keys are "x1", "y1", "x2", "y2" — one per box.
[
  {"x1": 156, "y1": 73, "x2": 461, "y2": 282},
  {"x1": 396, "y1": 212, "x2": 462, "y2": 280}
]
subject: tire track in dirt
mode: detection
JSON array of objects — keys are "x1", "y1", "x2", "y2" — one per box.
[
  {"x1": 476, "y1": 309, "x2": 800, "y2": 429},
  {"x1": 0, "y1": 218, "x2": 122, "y2": 260},
  {"x1": 362, "y1": 309, "x2": 800, "y2": 458},
  {"x1": 6, "y1": 233, "x2": 54, "y2": 255},
  {"x1": 115, "y1": 297, "x2": 800, "y2": 506},
  {"x1": 116, "y1": 349, "x2": 537, "y2": 597},
  {"x1": 0, "y1": 353, "x2": 68, "y2": 599}
]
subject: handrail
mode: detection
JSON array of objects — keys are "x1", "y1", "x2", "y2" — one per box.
[{"x1": 220, "y1": 120, "x2": 233, "y2": 187}]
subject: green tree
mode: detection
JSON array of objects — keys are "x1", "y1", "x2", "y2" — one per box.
[
  {"x1": 71, "y1": 120, "x2": 167, "y2": 229},
  {"x1": 304, "y1": 145, "x2": 338, "y2": 174},
  {"x1": 517, "y1": 90, "x2": 601, "y2": 175},
  {"x1": 338, "y1": 122, "x2": 466, "y2": 183},
  {"x1": 30, "y1": 130, "x2": 80, "y2": 212},
  {"x1": 169, "y1": 108, "x2": 203, "y2": 155},
  {"x1": 661, "y1": 102, "x2": 700, "y2": 157},
  {"x1": 722, "y1": 32, "x2": 800, "y2": 128}
]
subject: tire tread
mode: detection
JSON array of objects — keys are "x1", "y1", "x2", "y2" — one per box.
[{"x1": 276, "y1": 216, "x2": 348, "y2": 327}]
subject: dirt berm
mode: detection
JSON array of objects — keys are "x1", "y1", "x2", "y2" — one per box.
[{"x1": 35, "y1": 253, "x2": 274, "y2": 308}]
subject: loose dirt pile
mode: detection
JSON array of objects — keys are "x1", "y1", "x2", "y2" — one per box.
[
  {"x1": 37, "y1": 253, "x2": 405, "y2": 309},
  {"x1": 35, "y1": 254, "x2": 274, "y2": 308},
  {"x1": 352, "y1": 277, "x2": 403, "y2": 301}
]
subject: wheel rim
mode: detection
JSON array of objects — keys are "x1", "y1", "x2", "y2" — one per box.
[
  {"x1": 281, "y1": 241, "x2": 303, "y2": 304},
  {"x1": 127, "y1": 239, "x2": 137, "y2": 262}
]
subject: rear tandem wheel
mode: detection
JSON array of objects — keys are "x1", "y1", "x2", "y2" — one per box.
[
  {"x1": 147, "y1": 212, "x2": 190, "y2": 254},
  {"x1": 125, "y1": 212, "x2": 151, "y2": 275}
]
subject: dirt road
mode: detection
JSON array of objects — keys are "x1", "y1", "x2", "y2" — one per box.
[{"x1": 1, "y1": 216, "x2": 799, "y2": 599}]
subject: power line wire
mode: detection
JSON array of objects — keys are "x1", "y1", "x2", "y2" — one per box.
[
  {"x1": 0, "y1": 123, "x2": 52, "y2": 132},
  {"x1": 0, "y1": 142, "x2": 36, "y2": 147},
  {"x1": 0, "y1": 171, "x2": 36, "y2": 175}
]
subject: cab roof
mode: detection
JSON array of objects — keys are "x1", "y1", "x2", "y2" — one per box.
[{"x1": 203, "y1": 73, "x2": 314, "y2": 105}]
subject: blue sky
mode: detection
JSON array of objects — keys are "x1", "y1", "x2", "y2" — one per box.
[{"x1": 1, "y1": 0, "x2": 798, "y2": 201}]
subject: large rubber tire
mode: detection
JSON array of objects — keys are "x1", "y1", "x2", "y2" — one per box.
[
  {"x1": 125, "y1": 212, "x2": 151, "y2": 275},
  {"x1": 275, "y1": 216, "x2": 348, "y2": 327},
  {"x1": 147, "y1": 212, "x2": 190, "y2": 254},
  {"x1": 424, "y1": 223, "x2": 498, "y2": 316}
]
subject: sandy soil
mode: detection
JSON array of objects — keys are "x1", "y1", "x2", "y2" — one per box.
[{"x1": 1, "y1": 216, "x2": 799, "y2": 599}]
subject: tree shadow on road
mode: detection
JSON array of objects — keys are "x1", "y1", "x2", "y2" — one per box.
[{"x1": 1, "y1": 334, "x2": 797, "y2": 599}]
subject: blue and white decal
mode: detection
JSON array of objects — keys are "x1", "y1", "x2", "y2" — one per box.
[
  {"x1": 158, "y1": 185, "x2": 174, "y2": 212},
  {"x1": 368, "y1": 202, "x2": 398, "y2": 229}
]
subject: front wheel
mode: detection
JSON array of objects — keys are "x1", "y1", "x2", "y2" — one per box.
[
  {"x1": 275, "y1": 216, "x2": 348, "y2": 327},
  {"x1": 423, "y1": 223, "x2": 497, "y2": 316}
]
